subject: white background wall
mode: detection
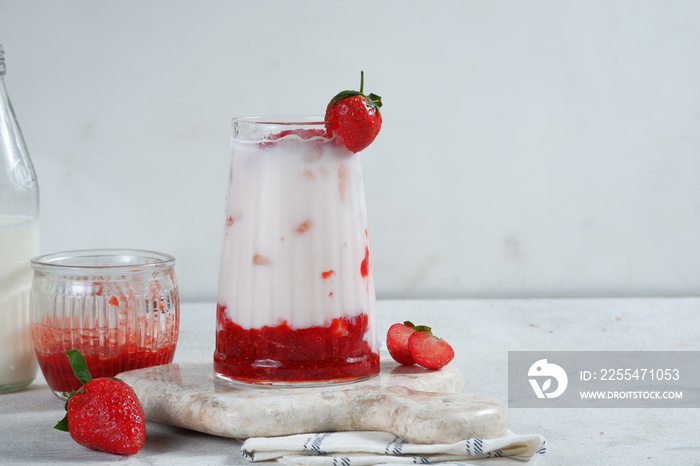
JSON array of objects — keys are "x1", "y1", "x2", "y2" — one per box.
[{"x1": 1, "y1": 0, "x2": 699, "y2": 301}]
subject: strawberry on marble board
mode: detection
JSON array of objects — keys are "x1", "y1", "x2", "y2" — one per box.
[{"x1": 54, "y1": 350, "x2": 146, "y2": 456}]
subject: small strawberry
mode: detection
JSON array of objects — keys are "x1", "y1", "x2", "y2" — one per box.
[
  {"x1": 408, "y1": 326, "x2": 455, "y2": 370},
  {"x1": 325, "y1": 71, "x2": 383, "y2": 153},
  {"x1": 54, "y1": 350, "x2": 146, "y2": 456},
  {"x1": 386, "y1": 321, "x2": 419, "y2": 365}
]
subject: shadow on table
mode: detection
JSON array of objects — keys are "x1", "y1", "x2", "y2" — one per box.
[
  {"x1": 0, "y1": 384, "x2": 64, "y2": 414},
  {"x1": 143, "y1": 421, "x2": 246, "y2": 459}
]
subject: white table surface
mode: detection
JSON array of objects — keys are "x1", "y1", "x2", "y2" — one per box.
[{"x1": 1, "y1": 298, "x2": 698, "y2": 465}]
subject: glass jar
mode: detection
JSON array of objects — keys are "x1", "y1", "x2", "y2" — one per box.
[
  {"x1": 214, "y1": 116, "x2": 380, "y2": 385},
  {"x1": 30, "y1": 249, "x2": 180, "y2": 397},
  {"x1": 0, "y1": 44, "x2": 40, "y2": 394}
]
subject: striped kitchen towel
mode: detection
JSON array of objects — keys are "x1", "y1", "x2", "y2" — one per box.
[{"x1": 241, "y1": 430, "x2": 546, "y2": 465}]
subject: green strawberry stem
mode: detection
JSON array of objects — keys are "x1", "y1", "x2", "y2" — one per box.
[
  {"x1": 328, "y1": 71, "x2": 382, "y2": 109},
  {"x1": 359, "y1": 70, "x2": 382, "y2": 108}
]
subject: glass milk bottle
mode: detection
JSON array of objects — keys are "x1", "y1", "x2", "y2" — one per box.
[
  {"x1": 214, "y1": 116, "x2": 379, "y2": 385},
  {"x1": 0, "y1": 45, "x2": 40, "y2": 393}
]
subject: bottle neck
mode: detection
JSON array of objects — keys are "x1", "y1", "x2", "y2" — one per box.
[{"x1": 0, "y1": 46, "x2": 39, "y2": 218}]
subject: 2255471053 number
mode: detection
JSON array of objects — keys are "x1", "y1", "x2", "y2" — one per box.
[{"x1": 599, "y1": 368, "x2": 680, "y2": 381}]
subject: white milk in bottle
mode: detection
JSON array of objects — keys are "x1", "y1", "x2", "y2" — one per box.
[{"x1": 0, "y1": 217, "x2": 39, "y2": 388}]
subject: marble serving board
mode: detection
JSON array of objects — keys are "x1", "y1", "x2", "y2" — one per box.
[{"x1": 117, "y1": 353, "x2": 508, "y2": 444}]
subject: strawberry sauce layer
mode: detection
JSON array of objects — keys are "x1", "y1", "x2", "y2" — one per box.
[
  {"x1": 36, "y1": 345, "x2": 176, "y2": 393},
  {"x1": 33, "y1": 323, "x2": 177, "y2": 394},
  {"x1": 214, "y1": 304, "x2": 379, "y2": 383}
]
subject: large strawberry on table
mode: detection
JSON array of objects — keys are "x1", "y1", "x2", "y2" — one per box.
[{"x1": 54, "y1": 350, "x2": 146, "y2": 456}]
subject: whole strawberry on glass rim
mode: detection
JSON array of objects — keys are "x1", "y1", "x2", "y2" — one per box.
[
  {"x1": 325, "y1": 70, "x2": 383, "y2": 153},
  {"x1": 54, "y1": 350, "x2": 146, "y2": 456}
]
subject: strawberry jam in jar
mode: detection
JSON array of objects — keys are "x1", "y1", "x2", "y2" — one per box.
[
  {"x1": 30, "y1": 249, "x2": 180, "y2": 397},
  {"x1": 214, "y1": 116, "x2": 379, "y2": 385}
]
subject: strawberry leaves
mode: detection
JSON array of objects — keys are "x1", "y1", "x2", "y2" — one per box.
[{"x1": 66, "y1": 349, "x2": 93, "y2": 385}]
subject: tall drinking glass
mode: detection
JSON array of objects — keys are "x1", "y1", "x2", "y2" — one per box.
[{"x1": 214, "y1": 116, "x2": 379, "y2": 385}]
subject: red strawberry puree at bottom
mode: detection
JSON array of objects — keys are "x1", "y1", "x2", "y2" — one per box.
[
  {"x1": 35, "y1": 343, "x2": 176, "y2": 393},
  {"x1": 214, "y1": 304, "x2": 379, "y2": 383}
]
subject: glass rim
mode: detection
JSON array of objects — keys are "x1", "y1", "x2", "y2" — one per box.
[
  {"x1": 30, "y1": 248, "x2": 175, "y2": 271},
  {"x1": 232, "y1": 115, "x2": 326, "y2": 125},
  {"x1": 232, "y1": 115, "x2": 333, "y2": 142}
]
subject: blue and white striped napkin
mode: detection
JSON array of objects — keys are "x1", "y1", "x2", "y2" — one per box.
[{"x1": 241, "y1": 430, "x2": 546, "y2": 465}]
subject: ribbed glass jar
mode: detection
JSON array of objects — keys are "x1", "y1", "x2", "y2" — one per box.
[{"x1": 30, "y1": 249, "x2": 179, "y2": 397}]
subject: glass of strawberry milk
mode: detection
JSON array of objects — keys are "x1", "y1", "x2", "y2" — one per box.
[
  {"x1": 214, "y1": 116, "x2": 380, "y2": 385},
  {"x1": 30, "y1": 249, "x2": 180, "y2": 398}
]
